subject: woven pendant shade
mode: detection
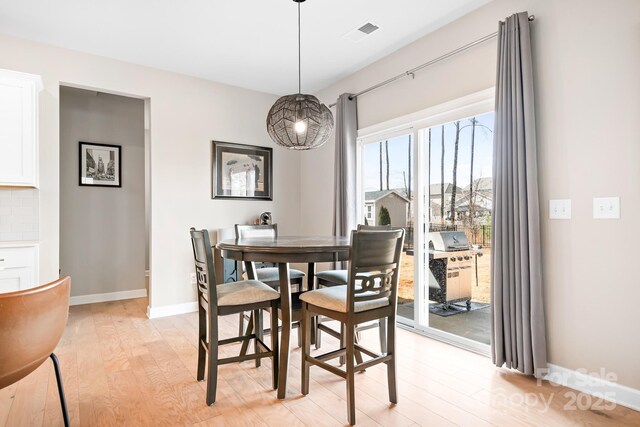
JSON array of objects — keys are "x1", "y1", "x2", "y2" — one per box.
[{"x1": 266, "y1": 94, "x2": 334, "y2": 150}]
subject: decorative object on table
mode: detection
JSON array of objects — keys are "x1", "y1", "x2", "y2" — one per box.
[
  {"x1": 211, "y1": 141, "x2": 272, "y2": 200},
  {"x1": 79, "y1": 142, "x2": 121, "y2": 187},
  {"x1": 259, "y1": 212, "x2": 272, "y2": 225},
  {"x1": 265, "y1": 0, "x2": 334, "y2": 150}
]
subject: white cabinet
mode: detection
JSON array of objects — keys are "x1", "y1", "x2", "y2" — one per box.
[
  {"x1": 0, "y1": 69, "x2": 42, "y2": 187},
  {"x1": 0, "y1": 245, "x2": 38, "y2": 293}
]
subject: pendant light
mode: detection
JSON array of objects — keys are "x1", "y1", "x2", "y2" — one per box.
[{"x1": 266, "y1": 0, "x2": 334, "y2": 150}]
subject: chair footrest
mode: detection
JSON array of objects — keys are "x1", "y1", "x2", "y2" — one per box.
[
  {"x1": 305, "y1": 355, "x2": 347, "y2": 379},
  {"x1": 315, "y1": 348, "x2": 346, "y2": 362},
  {"x1": 218, "y1": 334, "x2": 256, "y2": 346},
  {"x1": 317, "y1": 324, "x2": 341, "y2": 340},
  {"x1": 354, "y1": 343, "x2": 380, "y2": 359},
  {"x1": 354, "y1": 354, "x2": 392, "y2": 372},
  {"x1": 219, "y1": 349, "x2": 273, "y2": 365}
]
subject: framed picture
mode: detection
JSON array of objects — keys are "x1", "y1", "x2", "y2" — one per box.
[
  {"x1": 79, "y1": 142, "x2": 121, "y2": 187},
  {"x1": 212, "y1": 141, "x2": 272, "y2": 200}
]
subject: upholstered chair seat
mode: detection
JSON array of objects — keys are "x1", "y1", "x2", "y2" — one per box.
[
  {"x1": 245, "y1": 267, "x2": 306, "y2": 283},
  {"x1": 314, "y1": 269, "x2": 348, "y2": 286},
  {"x1": 300, "y1": 285, "x2": 389, "y2": 313},
  {"x1": 216, "y1": 280, "x2": 280, "y2": 306}
]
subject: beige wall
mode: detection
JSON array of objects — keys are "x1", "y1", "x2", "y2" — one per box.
[
  {"x1": 60, "y1": 87, "x2": 145, "y2": 297},
  {"x1": 301, "y1": 0, "x2": 640, "y2": 390},
  {"x1": 0, "y1": 34, "x2": 301, "y2": 311}
]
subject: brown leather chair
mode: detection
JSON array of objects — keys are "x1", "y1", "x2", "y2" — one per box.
[{"x1": 0, "y1": 277, "x2": 71, "y2": 427}]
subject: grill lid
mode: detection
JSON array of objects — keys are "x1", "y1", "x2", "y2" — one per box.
[{"x1": 429, "y1": 231, "x2": 470, "y2": 251}]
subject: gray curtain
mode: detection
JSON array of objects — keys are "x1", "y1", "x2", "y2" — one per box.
[
  {"x1": 333, "y1": 93, "x2": 358, "y2": 246},
  {"x1": 491, "y1": 12, "x2": 547, "y2": 376}
]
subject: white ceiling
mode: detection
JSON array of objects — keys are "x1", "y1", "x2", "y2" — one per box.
[{"x1": 0, "y1": 0, "x2": 490, "y2": 95}]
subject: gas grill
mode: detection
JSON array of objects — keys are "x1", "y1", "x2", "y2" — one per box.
[{"x1": 428, "y1": 231, "x2": 480, "y2": 310}]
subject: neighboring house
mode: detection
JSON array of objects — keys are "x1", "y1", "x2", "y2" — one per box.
[
  {"x1": 428, "y1": 183, "x2": 461, "y2": 222},
  {"x1": 457, "y1": 177, "x2": 493, "y2": 218},
  {"x1": 428, "y1": 179, "x2": 493, "y2": 222},
  {"x1": 364, "y1": 190, "x2": 411, "y2": 227}
]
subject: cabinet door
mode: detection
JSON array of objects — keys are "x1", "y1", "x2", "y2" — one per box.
[
  {"x1": 0, "y1": 267, "x2": 32, "y2": 293},
  {"x1": 0, "y1": 246, "x2": 38, "y2": 293},
  {"x1": 0, "y1": 71, "x2": 39, "y2": 186}
]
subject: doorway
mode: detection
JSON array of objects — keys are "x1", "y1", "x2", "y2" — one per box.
[{"x1": 59, "y1": 86, "x2": 149, "y2": 304}]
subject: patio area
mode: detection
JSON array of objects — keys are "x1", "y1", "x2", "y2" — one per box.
[{"x1": 396, "y1": 247, "x2": 492, "y2": 344}]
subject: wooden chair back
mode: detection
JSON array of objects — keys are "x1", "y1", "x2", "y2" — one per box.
[
  {"x1": 235, "y1": 224, "x2": 278, "y2": 269},
  {"x1": 346, "y1": 229, "x2": 405, "y2": 313},
  {"x1": 190, "y1": 228, "x2": 218, "y2": 313},
  {"x1": 234, "y1": 224, "x2": 278, "y2": 240},
  {"x1": 0, "y1": 277, "x2": 70, "y2": 389}
]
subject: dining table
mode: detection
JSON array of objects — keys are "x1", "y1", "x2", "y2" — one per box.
[{"x1": 216, "y1": 235, "x2": 350, "y2": 399}]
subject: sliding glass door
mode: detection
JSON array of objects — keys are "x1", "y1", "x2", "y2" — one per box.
[
  {"x1": 357, "y1": 91, "x2": 495, "y2": 353},
  {"x1": 418, "y1": 112, "x2": 494, "y2": 350}
]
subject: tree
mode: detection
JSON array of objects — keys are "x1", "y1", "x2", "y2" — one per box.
[
  {"x1": 385, "y1": 140, "x2": 390, "y2": 190},
  {"x1": 440, "y1": 125, "x2": 445, "y2": 223},
  {"x1": 379, "y1": 141, "x2": 383, "y2": 191},
  {"x1": 378, "y1": 206, "x2": 391, "y2": 226},
  {"x1": 468, "y1": 117, "x2": 478, "y2": 222},
  {"x1": 466, "y1": 117, "x2": 492, "y2": 234},
  {"x1": 450, "y1": 121, "x2": 461, "y2": 222}
]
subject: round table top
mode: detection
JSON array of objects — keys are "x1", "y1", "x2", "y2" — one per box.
[{"x1": 217, "y1": 235, "x2": 350, "y2": 253}]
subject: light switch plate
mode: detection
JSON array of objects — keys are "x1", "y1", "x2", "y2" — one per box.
[
  {"x1": 593, "y1": 197, "x2": 620, "y2": 219},
  {"x1": 549, "y1": 199, "x2": 571, "y2": 219}
]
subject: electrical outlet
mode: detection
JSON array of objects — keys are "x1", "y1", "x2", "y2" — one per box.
[
  {"x1": 190, "y1": 272, "x2": 197, "y2": 285},
  {"x1": 549, "y1": 199, "x2": 571, "y2": 219},
  {"x1": 593, "y1": 197, "x2": 620, "y2": 219}
]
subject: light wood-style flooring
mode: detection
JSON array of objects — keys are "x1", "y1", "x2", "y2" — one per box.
[{"x1": 1, "y1": 298, "x2": 638, "y2": 426}]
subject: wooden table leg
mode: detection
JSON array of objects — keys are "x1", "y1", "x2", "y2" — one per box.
[
  {"x1": 244, "y1": 261, "x2": 257, "y2": 280},
  {"x1": 307, "y1": 262, "x2": 317, "y2": 347},
  {"x1": 277, "y1": 262, "x2": 291, "y2": 399},
  {"x1": 240, "y1": 261, "x2": 258, "y2": 357}
]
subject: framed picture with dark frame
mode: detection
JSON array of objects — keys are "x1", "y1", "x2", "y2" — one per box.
[
  {"x1": 79, "y1": 142, "x2": 122, "y2": 187},
  {"x1": 212, "y1": 141, "x2": 273, "y2": 200}
]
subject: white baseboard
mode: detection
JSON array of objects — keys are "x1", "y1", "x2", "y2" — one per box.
[
  {"x1": 546, "y1": 364, "x2": 640, "y2": 412},
  {"x1": 70, "y1": 288, "x2": 147, "y2": 306},
  {"x1": 146, "y1": 301, "x2": 198, "y2": 319}
]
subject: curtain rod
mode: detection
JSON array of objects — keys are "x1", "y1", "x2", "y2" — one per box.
[{"x1": 328, "y1": 14, "x2": 535, "y2": 108}]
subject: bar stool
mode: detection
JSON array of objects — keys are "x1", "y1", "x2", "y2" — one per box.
[
  {"x1": 190, "y1": 228, "x2": 279, "y2": 405},
  {"x1": 314, "y1": 224, "x2": 392, "y2": 354},
  {"x1": 301, "y1": 228, "x2": 405, "y2": 425}
]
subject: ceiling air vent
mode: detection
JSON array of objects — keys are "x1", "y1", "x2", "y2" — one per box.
[
  {"x1": 343, "y1": 21, "x2": 381, "y2": 42},
  {"x1": 358, "y1": 22, "x2": 379, "y2": 35}
]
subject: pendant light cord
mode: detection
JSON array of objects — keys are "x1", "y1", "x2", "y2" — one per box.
[{"x1": 297, "y1": 1, "x2": 301, "y2": 94}]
